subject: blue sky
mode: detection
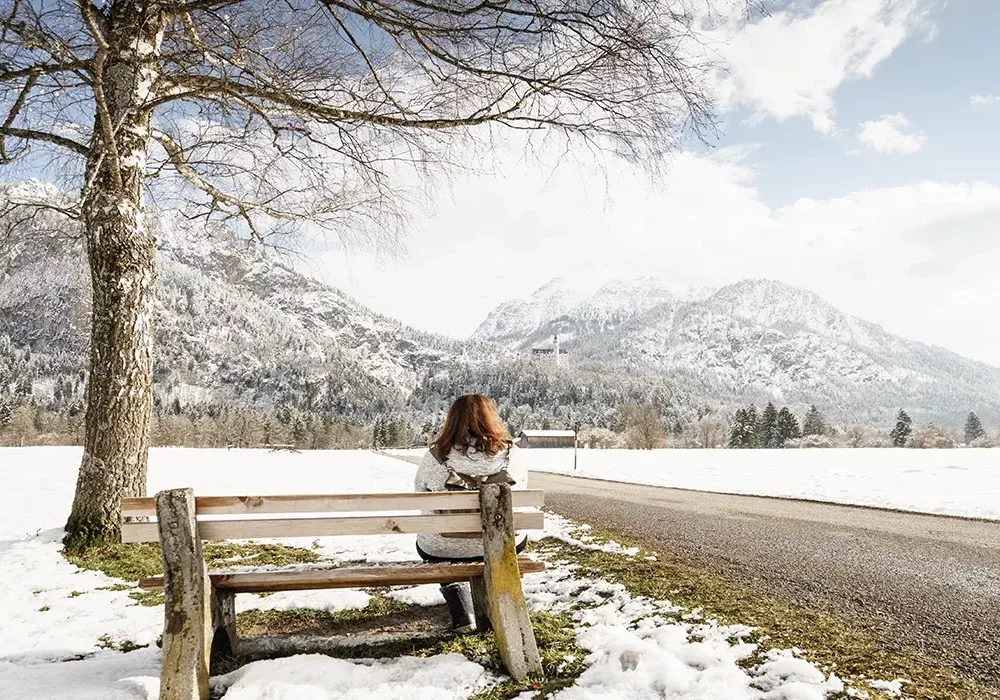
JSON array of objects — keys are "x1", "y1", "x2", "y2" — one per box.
[
  {"x1": 314, "y1": 0, "x2": 1000, "y2": 367},
  {"x1": 718, "y1": 0, "x2": 1000, "y2": 206}
]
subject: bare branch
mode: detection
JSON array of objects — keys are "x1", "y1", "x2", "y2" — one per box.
[
  {"x1": 151, "y1": 127, "x2": 302, "y2": 222},
  {"x1": 0, "y1": 126, "x2": 89, "y2": 156}
]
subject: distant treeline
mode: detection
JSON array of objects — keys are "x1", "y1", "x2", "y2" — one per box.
[{"x1": 2, "y1": 395, "x2": 994, "y2": 450}]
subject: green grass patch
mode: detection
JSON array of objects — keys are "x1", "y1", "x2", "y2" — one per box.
[
  {"x1": 536, "y1": 533, "x2": 997, "y2": 700},
  {"x1": 203, "y1": 542, "x2": 321, "y2": 569},
  {"x1": 63, "y1": 543, "x2": 163, "y2": 581},
  {"x1": 67, "y1": 590, "x2": 85, "y2": 598},
  {"x1": 96, "y1": 634, "x2": 147, "y2": 653},
  {"x1": 236, "y1": 595, "x2": 411, "y2": 637},
  {"x1": 62, "y1": 541, "x2": 321, "y2": 582},
  {"x1": 38, "y1": 606, "x2": 50, "y2": 612},
  {"x1": 128, "y1": 590, "x2": 165, "y2": 607},
  {"x1": 96, "y1": 583, "x2": 133, "y2": 592}
]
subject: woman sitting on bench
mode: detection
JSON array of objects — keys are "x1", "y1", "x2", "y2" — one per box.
[{"x1": 414, "y1": 394, "x2": 529, "y2": 634}]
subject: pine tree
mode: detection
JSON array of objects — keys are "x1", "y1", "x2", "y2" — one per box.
[
  {"x1": 0, "y1": 398, "x2": 11, "y2": 429},
  {"x1": 745, "y1": 405, "x2": 759, "y2": 447},
  {"x1": 775, "y1": 407, "x2": 801, "y2": 447},
  {"x1": 728, "y1": 408, "x2": 746, "y2": 449},
  {"x1": 728, "y1": 406, "x2": 759, "y2": 449},
  {"x1": 964, "y1": 412, "x2": 986, "y2": 444},
  {"x1": 889, "y1": 409, "x2": 912, "y2": 447},
  {"x1": 291, "y1": 417, "x2": 309, "y2": 448},
  {"x1": 372, "y1": 416, "x2": 387, "y2": 450},
  {"x1": 802, "y1": 405, "x2": 825, "y2": 436},
  {"x1": 758, "y1": 402, "x2": 779, "y2": 448}
]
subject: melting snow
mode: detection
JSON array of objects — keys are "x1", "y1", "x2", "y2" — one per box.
[{"x1": 2, "y1": 447, "x2": 876, "y2": 698}]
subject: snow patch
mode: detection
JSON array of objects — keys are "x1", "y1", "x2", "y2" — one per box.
[{"x1": 215, "y1": 654, "x2": 492, "y2": 700}]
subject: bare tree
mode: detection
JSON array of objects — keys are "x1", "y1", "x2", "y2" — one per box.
[
  {"x1": 685, "y1": 416, "x2": 728, "y2": 448},
  {"x1": 622, "y1": 403, "x2": 667, "y2": 450},
  {"x1": 1, "y1": 0, "x2": 748, "y2": 547},
  {"x1": 907, "y1": 426, "x2": 956, "y2": 449}
]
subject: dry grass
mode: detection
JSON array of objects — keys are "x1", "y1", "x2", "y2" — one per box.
[{"x1": 536, "y1": 531, "x2": 997, "y2": 700}]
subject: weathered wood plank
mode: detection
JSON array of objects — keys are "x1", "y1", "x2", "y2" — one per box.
[
  {"x1": 209, "y1": 588, "x2": 237, "y2": 671},
  {"x1": 156, "y1": 488, "x2": 211, "y2": 700},
  {"x1": 480, "y1": 483, "x2": 542, "y2": 681},
  {"x1": 122, "y1": 490, "x2": 545, "y2": 517},
  {"x1": 138, "y1": 558, "x2": 546, "y2": 593},
  {"x1": 122, "y1": 511, "x2": 545, "y2": 543},
  {"x1": 470, "y1": 576, "x2": 491, "y2": 632}
]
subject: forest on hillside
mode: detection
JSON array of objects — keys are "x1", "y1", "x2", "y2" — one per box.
[{"x1": 3, "y1": 357, "x2": 992, "y2": 450}]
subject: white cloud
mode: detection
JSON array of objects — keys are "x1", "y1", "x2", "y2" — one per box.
[
  {"x1": 857, "y1": 113, "x2": 926, "y2": 155},
  {"x1": 711, "y1": 0, "x2": 939, "y2": 132},
  {"x1": 971, "y1": 93, "x2": 1000, "y2": 106},
  {"x1": 306, "y1": 133, "x2": 1000, "y2": 366}
]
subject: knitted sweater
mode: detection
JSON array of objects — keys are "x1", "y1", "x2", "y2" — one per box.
[{"x1": 414, "y1": 445, "x2": 529, "y2": 559}]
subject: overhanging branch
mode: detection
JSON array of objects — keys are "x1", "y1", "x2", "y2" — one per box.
[{"x1": 0, "y1": 127, "x2": 89, "y2": 156}]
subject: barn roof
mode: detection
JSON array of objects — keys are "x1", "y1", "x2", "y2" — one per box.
[{"x1": 519, "y1": 430, "x2": 576, "y2": 438}]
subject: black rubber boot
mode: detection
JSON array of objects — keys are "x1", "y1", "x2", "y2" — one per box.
[{"x1": 440, "y1": 582, "x2": 476, "y2": 633}]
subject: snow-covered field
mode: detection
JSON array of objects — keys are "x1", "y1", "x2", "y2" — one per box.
[
  {"x1": 1, "y1": 447, "x2": 889, "y2": 699},
  {"x1": 390, "y1": 448, "x2": 1000, "y2": 521}
]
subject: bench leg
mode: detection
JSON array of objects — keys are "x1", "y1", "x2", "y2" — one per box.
[
  {"x1": 156, "y1": 488, "x2": 212, "y2": 700},
  {"x1": 479, "y1": 484, "x2": 542, "y2": 681},
  {"x1": 211, "y1": 588, "x2": 238, "y2": 668},
  {"x1": 470, "y1": 576, "x2": 491, "y2": 632}
]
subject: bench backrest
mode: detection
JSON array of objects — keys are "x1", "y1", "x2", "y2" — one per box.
[{"x1": 121, "y1": 490, "x2": 545, "y2": 543}]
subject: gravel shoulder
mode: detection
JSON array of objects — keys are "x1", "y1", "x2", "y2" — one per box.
[{"x1": 530, "y1": 470, "x2": 1000, "y2": 692}]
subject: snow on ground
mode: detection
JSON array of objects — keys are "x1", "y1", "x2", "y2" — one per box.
[
  {"x1": 1, "y1": 447, "x2": 887, "y2": 699},
  {"x1": 389, "y1": 447, "x2": 1000, "y2": 521},
  {"x1": 216, "y1": 654, "x2": 492, "y2": 700}
]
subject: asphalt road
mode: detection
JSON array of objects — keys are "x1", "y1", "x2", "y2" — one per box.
[{"x1": 529, "y1": 471, "x2": 1000, "y2": 691}]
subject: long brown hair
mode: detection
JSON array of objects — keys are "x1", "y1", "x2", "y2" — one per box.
[{"x1": 430, "y1": 394, "x2": 512, "y2": 463}]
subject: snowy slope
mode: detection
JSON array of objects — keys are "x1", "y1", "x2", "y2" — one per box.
[
  {"x1": 476, "y1": 277, "x2": 1000, "y2": 425},
  {"x1": 0, "y1": 183, "x2": 492, "y2": 417}
]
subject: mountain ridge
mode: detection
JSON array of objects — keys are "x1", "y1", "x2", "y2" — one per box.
[
  {"x1": 2, "y1": 179, "x2": 996, "y2": 430},
  {"x1": 0, "y1": 182, "x2": 494, "y2": 419},
  {"x1": 473, "y1": 276, "x2": 1000, "y2": 425}
]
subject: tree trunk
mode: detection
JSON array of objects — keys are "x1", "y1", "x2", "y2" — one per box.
[{"x1": 64, "y1": 2, "x2": 167, "y2": 550}]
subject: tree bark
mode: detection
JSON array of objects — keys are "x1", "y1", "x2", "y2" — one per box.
[{"x1": 64, "y1": 2, "x2": 167, "y2": 549}]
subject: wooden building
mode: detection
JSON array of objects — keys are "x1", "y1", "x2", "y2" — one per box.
[{"x1": 517, "y1": 429, "x2": 577, "y2": 449}]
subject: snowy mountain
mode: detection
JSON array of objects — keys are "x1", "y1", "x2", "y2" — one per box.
[
  {"x1": 0, "y1": 184, "x2": 490, "y2": 418},
  {"x1": 471, "y1": 277, "x2": 588, "y2": 347},
  {"x1": 517, "y1": 277, "x2": 676, "y2": 349},
  {"x1": 5, "y1": 178, "x2": 999, "y2": 430},
  {"x1": 475, "y1": 277, "x2": 1000, "y2": 425}
]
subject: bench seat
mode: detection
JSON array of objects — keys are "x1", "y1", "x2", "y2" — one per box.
[
  {"x1": 133, "y1": 485, "x2": 545, "y2": 696},
  {"x1": 138, "y1": 557, "x2": 546, "y2": 593}
]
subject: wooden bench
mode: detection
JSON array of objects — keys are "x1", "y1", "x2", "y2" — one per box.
[{"x1": 121, "y1": 484, "x2": 546, "y2": 700}]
